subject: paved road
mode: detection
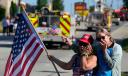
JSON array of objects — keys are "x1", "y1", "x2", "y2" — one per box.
[
  {"x1": 0, "y1": 41, "x2": 128, "y2": 76},
  {"x1": 0, "y1": 42, "x2": 74, "y2": 76}
]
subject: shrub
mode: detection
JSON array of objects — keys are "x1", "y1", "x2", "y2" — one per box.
[
  {"x1": 122, "y1": 38, "x2": 128, "y2": 52},
  {"x1": 0, "y1": 6, "x2": 5, "y2": 21}
]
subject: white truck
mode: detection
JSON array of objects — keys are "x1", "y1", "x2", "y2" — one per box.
[{"x1": 86, "y1": 11, "x2": 107, "y2": 30}]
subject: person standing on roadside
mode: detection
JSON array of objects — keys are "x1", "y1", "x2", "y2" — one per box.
[
  {"x1": 95, "y1": 28, "x2": 122, "y2": 76},
  {"x1": 10, "y1": 17, "x2": 15, "y2": 35},
  {"x1": 48, "y1": 34, "x2": 97, "y2": 76},
  {"x1": 2, "y1": 17, "x2": 7, "y2": 36},
  {"x1": 6, "y1": 16, "x2": 11, "y2": 36}
]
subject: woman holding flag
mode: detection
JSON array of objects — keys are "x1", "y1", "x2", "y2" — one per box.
[{"x1": 48, "y1": 34, "x2": 97, "y2": 76}]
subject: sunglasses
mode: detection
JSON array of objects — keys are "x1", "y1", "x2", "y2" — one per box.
[
  {"x1": 79, "y1": 42, "x2": 88, "y2": 46},
  {"x1": 96, "y1": 35, "x2": 106, "y2": 41}
]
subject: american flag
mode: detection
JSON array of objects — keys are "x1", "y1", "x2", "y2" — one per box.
[{"x1": 4, "y1": 13, "x2": 44, "y2": 76}]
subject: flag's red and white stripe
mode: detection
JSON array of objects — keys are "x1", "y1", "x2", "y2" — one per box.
[{"x1": 4, "y1": 34, "x2": 44, "y2": 76}]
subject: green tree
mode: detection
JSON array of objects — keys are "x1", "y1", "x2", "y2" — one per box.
[
  {"x1": 36, "y1": 0, "x2": 47, "y2": 11},
  {"x1": 123, "y1": 0, "x2": 128, "y2": 8},
  {"x1": 10, "y1": 1, "x2": 18, "y2": 17},
  {"x1": 0, "y1": 6, "x2": 5, "y2": 21},
  {"x1": 52, "y1": 0, "x2": 64, "y2": 11},
  {"x1": 89, "y1": 6, "x2": 95, "y2": 13}
]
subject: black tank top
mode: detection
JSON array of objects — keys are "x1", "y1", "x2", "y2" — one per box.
[{"x1": 72, "y1": 54, "x2": 93, "y2": 76}]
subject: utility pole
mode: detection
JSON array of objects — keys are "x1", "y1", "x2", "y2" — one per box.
[
  {"x1": 47, "y1": 0, "x2": 52, "y2": 27},
  {"x1": 48, "y1": 0, "x2": 52, "y2": 11},
  {"x1": 110, "y1": 0, "x2": 113, "y2": 8},
  {"x1": 99, "y1": 0, "x2": 101, "y2": 12},
  {"x1": 82, "y1": 0, "x2": 85, "y2": 21}
]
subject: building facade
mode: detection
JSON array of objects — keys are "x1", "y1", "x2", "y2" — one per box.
[{"x1": 0, "y1": 0, "x2": 17, "y2": 17}]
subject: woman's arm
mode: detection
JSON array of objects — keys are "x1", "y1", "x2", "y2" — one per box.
[
  {"x1": 48, "y1": 54, "x2": 77, "y2": 70},
  {"x1": 103, "y1": 43, "x2": 122, "y2": 69}
]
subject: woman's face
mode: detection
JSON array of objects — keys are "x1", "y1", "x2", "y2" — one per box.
[
  {"x1": 79, "y1": 42, "x2": 92, "y2": 54},
  {"x1": 96, "y1": 32, "x2": 110, "y2": 45}
]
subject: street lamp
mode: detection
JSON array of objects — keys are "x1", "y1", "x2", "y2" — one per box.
[{"x1": 97, "y1": 0, "x2": 101, "y2": 12}]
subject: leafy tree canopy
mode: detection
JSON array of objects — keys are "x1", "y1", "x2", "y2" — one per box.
[
  {"x1": 36, "y1": 0, "x2": 47, "y2": 11},
  {"x1": 10, "y1": 1, "x2": 18, "y2": 17},
  {"x1": 89, "y1": 6, "x2": 95, "y2": 13},
  {"x1": 123, "y1": 0, "x2": 128, "y2": 8},
  {"x1": 52, "y1": 0, "x2": 64, "y2": 11},
  {"x1": 0, "y1": 6, "x2": 5, "y2": 21}
]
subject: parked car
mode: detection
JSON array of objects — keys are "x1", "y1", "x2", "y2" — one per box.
[
  {"x1": 112, "y1": 12, "x2": 120, "y2": 25},
  {"x1": 112, "y1": 17, "x2": 120, "y2": 25}
]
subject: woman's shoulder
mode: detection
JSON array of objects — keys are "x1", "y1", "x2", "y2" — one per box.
[
  {"x1": 88, "y1": 54, "x2": 97, "y2": 60},
  {"x1": 113, "y1": 43, "x2": 122, "y2": 52},
  {"x1": 113, "y1": 43, "x2": 122, "y2": 50},
  {"x1": 113, "y1": 43, "x2": 121, "y2": 47}
]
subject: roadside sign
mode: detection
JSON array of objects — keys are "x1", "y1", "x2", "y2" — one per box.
[{"x1": 74, "y1": 2, "x2": 86, "y2": 12}]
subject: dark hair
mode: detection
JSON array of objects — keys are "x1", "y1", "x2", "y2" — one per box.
[{"x1": 89, "y1": 35, "x2": 94, "y2": 44}]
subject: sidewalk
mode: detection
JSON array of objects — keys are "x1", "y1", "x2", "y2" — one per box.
[
  {"x1": 111, "y1": 22, "x2": 128, "y2": 40},
  {"x1": 0, "y1": 33, "x2": 14, "y2": 47},
  {"x1": 111, "y1": 22, "x2": 128, "y2": 72}
]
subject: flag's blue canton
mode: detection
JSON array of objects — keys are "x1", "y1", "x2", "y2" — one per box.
[{"x1": 12, "y1": 14, "x2": 32, "y2": 61}]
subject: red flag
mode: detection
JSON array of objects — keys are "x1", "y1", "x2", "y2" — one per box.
[{"x1": 4, "y1": 13, "x2": 44, "y2": 76}]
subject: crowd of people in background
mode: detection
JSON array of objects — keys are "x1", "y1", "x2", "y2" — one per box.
[{"x1": 2, "y1": 16, "x2": 17, "y2": 36}]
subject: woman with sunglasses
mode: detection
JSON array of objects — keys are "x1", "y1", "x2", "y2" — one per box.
[
  {"x1": 95, "y1": 28, "x2": 122, "y2": 76},
  {"x1": 48, "y1": 34, "x2": 97, "y2": 76}
]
